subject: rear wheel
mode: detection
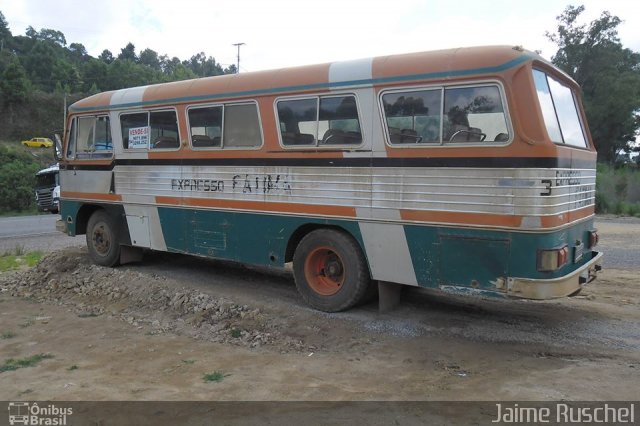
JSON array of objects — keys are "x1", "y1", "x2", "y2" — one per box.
[
  {"x1": 86, "y1": 210, "x2": 121, "y2": 266},
  {"x1": 293, "y1": 229, "x2": 370, "y2": 312}
]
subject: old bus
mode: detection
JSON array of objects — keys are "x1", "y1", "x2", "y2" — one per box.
[{"x1": 55, "y1": 45, "x2": 602, "y2": 312}]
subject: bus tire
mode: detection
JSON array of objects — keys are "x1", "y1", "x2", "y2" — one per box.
[
  {"x1": 293, "y1": 229, "x2": 370, "y2": 312},
  {"x1": 86, "y1": 210, "x2": 121, "y2": 267}
]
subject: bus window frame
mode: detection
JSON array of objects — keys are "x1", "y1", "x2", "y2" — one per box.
[
  {"x1": 119, "y1": 107, "x2": 182, "y2": 152},
  {"x1": 186, "y1": 100, "x2": 264, "y2": 151},
  {"x1": 532, "y1": 67, "x2": 591, "y2": 151},
  {"x1": 65, "y1": 114, "x2": 114, "y2": 160},
  {"x1": 274, "y1": 92, "x2": 366, "y2": 150},
  {"x1": 379, "y1": 80, "x2": 513, "y2": 149}
]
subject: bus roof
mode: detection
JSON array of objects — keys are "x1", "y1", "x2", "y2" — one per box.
[{"x1": 70, "y1": 46, "x2": 546, "y2": 113}]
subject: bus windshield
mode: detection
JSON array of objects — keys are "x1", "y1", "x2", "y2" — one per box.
[{"x1": 533, "y1": 69, "x2": 587, "y2": 148}]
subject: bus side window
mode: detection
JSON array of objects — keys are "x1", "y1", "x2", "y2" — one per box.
[
  {"x1": 94, "y1": 116, "x2": 113, "y2": 156},
  {"x1": 66, "y1": 118, "x2": 77, "y2": 159},
  {"x1": 277, "y1": 98, "x2": 317, "y2": 146},
  {"x1": 382, "y1": 89, "x2": 441, "y2": 144},
  {"x1": 318, "y1": 96, "x2": 361, "y2": 145},
  {"x1": 75, "y1": 116, "x2": 95, "y2": 159},
  {"x1": 277, "y1": 95, "x2": 362, "y2": 147},
  {"x1": 121, "y1": 112, "x2": 149, "y2": 149},
  {"x1": 224, "y1": 103, "x2": 262, "y2": 148},
  {"x1": 150, "y1": 110, "x2": 179, "y2": 149},
  {"x1": 188, "y1": 106, "x2": 222, "y2": 148},
  {"x1": 443, "y1": 86, "x2": 509, "y2": 143}
]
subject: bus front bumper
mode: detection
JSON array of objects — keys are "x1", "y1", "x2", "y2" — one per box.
[{"x1": 503, "y1": 251, "x2": 603, "y2": 300}]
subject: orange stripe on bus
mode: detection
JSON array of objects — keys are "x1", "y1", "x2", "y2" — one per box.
[
  {"x1": 61, "y1": 192, "x2": 122, "y2": 202},
  {"x1": 400, "y1": 210, "x2": 524, "y2": 228},
  {"x1": 539, "y1": 206, "x2": 594, "y2": 228},
  {"x1": 155, "y1": 196, "x2": 357, "y2": 218},
  {"x1": 401, "y1": 208, "x2": 595, "y2": 229}
]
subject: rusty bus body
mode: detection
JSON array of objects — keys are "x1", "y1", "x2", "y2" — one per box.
[{"x1": 56, "y1": 46, "x2": 602, "y2": 311}]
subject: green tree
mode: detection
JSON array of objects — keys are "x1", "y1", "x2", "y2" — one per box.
[
  {"x1": 0, "y1": 11, "x2": 12, "y2": 51},
  {"x1": 0, "y1": 146, "x2": 40, "y2": 213},
  {"x1": 186, "y1": 52, "x2": 224, "y2": 77},
  {"x1": 139, "y1": 48, "x2": 161, "y2": 70},
  {"x1": 26, "y1": 26, "x2": 66, "y2": 47},
  {"x1": 98, "y1": 49, "x2": 114, "y2": 64},
  {"x1": 118, "y1": 42, "x2": 137, "y2": 62},
  {"x1": 546, "y1": 5, "x2": 640, "y2": 163},
  {"x1": 0, "y1": 59, "x2": 31, "y2": 106}
]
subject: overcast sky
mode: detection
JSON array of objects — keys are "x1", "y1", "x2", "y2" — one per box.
[{"x1": 1, "y1": 0, "x2": 639, "y2": 72}]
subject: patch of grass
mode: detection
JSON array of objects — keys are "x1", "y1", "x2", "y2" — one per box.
[
  {"x1": 0, "y1": 249, "x2": 44, "y2": 272},
  {"x1": 0, "y1": 256, "x2": 20, "y2": 271},
  {"x1": 182, "y1": 359, "x2": 196, "y2": 365},
  {"x1": 67, "y1": 365, "x2": 79, "y2": 371},
  {"x1": 1, "y1": 331, "x2": 17, "y2": 339},
  {"x1": 0, "y1": 353, "x2": 54, "y2": 373},
  {"x1": 24, "y1": 251, "x2": 44, "y2": 267},
  {"x1": 230, "y1": 328, "x2": 242, "y2": 338},
  {"x1": 203, "y1": 370, "x2": 229, "y2": 383}
]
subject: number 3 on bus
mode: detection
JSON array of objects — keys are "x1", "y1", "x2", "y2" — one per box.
[{"x1": 55, "y1": 45, "x2": 603, "y2": 312}]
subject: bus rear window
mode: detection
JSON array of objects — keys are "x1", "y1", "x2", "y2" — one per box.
[{"x1": 533, "y1": 70, "x2": 587, "y2": 148}]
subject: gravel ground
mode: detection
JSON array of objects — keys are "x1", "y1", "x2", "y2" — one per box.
[{"x1": 0, "y1": 214, "x2": 638, "y2": 404}]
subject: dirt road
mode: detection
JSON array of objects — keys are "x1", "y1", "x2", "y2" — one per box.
[{"x1": 0, "y1": 217, "x2": 638, "y2": 402}]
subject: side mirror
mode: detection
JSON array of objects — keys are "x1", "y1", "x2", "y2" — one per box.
[{"x1": 53, "y1": 133, "x2": 62, "y2": 160}]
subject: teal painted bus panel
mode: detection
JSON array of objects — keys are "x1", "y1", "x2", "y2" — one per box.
[
  {"x1": 156, "y1": 207, "x2": 364, "y2": 269},
  {"x1": 404, "y1": 218, "x2": 598, "y2": 290},
  {"x1": 439, "y1": 236, "x2": 510, "y2": 290},
  {"x1": 60, "y1": 200, "x2": 83, "y2": 236}
]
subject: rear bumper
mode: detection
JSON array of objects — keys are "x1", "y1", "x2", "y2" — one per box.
[{"x1": 505, "y1": 251, "x2": 603, "y2": 299}]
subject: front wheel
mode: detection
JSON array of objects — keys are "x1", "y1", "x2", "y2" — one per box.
[
  {"x1": 293, "y1": 229, "x2": 370, "y2": 312},
  {"x1": 86, "y1": 210, "x2": 121, "y2": 266}
]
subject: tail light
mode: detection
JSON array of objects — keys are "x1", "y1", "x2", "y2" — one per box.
[
  {"x1": 589, "y1": 230, "x2": 599, "y2": 248},
  {"x1": 538, "y1": 246, "x2": 569, "y2": 272}
]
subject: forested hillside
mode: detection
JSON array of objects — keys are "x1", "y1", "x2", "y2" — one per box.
[
  {"x1": 0, "y1": 6, "x2": 639, "y2": 215},
  {"x1": 0, "y1": 10, "x2": 235, "y2": 140}
]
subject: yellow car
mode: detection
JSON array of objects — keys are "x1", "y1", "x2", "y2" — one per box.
[{"x1": 21, "y1": 137, "x2": 54, "y2": 148}]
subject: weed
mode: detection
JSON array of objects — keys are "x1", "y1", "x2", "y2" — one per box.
[
  {"x1": 1, "y1": 331, "x2": 16, "y2": 339},
  {"x1": 67, "y1": 365, "x2": 79, "y2": 371},
  {"x1": 0, "y1": 353, "x2": 54, "y2": 373},
  {"x1": 12, "y1": 244, "x2": 26, "y2": 257},
  {"x1": 182, "y1": 359, "x2": 196, "y2": 365},
  {"x1": 230, "y1": 328, "x2": 242, "y2": 338},
  {"x1": 77, "y1": 312, "x2": 99, "y2": 318},
  {"x1": 203, "y1": 371, "x2": 229, "y2": 383},
  {"x1": 19, "y1": 318, "x2": 34, "y2": 328}
]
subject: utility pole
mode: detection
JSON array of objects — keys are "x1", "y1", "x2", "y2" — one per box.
[{"x1": 232, "y1": 42, "x2": 245, "y2": 74}]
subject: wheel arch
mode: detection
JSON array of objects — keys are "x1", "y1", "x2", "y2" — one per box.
[
  {"x1": 284, "y1": 223, "x2": 371, "y2": 274},
  {"x1": 74, "y1": 204, "x2": 131, "y2": 245}
]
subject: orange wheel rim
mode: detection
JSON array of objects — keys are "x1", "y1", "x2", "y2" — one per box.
[{"x1": 304, "y1": 246, "x2": 345, "y2": 296}]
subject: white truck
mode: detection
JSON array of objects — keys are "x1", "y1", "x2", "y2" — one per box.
[{"x1": 35, "y1": 164, "x2": 60, "y2": 214}]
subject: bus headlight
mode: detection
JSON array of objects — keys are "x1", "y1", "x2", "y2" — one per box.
[{"x1": 538, "y1": 246, "x2": 569, "y2": 272}]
